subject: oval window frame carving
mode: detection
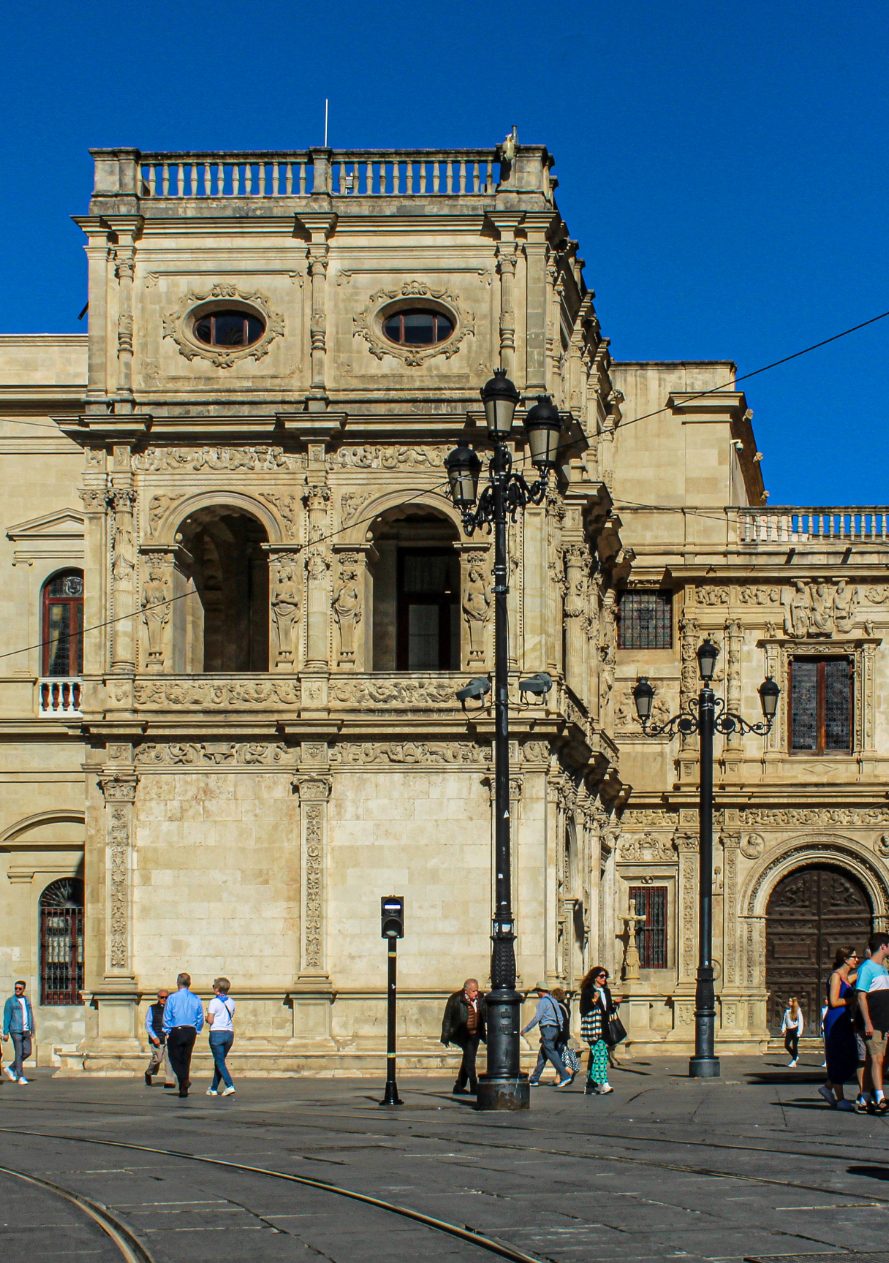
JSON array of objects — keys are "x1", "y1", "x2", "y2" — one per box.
[{"x1": 163, "y1": 284, "x2": 285, "y2": 369}]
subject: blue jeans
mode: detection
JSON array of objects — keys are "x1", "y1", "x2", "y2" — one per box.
[
  {"x1": 10, "y1": 1032, "x2": 31, "y2": 1078},
  {"x1": 209, "y1": 1031, "x2": 234, "y2": 1090},
  {"x1": 530, "y1": 1025, "x2": 567, "y2": 1082}
]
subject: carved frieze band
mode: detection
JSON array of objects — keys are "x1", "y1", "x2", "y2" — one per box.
[
  {"x1": 135, "y1": 742, "x2": 288, "y2": 766},
  {"x1": 134, "y1": 679, "x2": 301, "y2": 708},
  {"x1": 98, "y1": 773, "x2": 137, "y2": 973}
]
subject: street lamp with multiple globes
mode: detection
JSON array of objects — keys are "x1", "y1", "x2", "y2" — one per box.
[
  {"x1": 632, "y1": 641, "x2": 780, "y2": 1078},
  {"x1": 445, "y1": 369, "x2": 563, "y2": 1112}
]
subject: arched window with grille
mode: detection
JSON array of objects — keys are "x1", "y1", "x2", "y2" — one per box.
[{"x1": 39, "y1": 878, "x2": 84, "y2": 1005}]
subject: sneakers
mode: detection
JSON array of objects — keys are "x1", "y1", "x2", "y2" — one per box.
[
  {"x1": 528, "y1": 1080, "x2": 541, "y2": 1087},
  {"x1": 4, "y1": 1066, "x2": 17, "y2": 1082},
  {"x1": 599, "y1": 1084, "x2": 614, "y2": 1095},
  {"x1": 17, "y1": 1076, "x2": 28, "y2": 1085},
  {"x1": 787, "y1": 1058, "x2": 798, "y2": 1067},
  {"x1": 206, "y1": 1088, "x2": 218, "y2": 1096},
  {"x1": 221, "y1": 1086, "x2": 236, "y2": 1097},
  {"x1": 554, "y1": 1078, "x2": 573, "y2": 1089},
  {"x1": 818, "y1": 1084, "x2": 836, "y2": 1107}
]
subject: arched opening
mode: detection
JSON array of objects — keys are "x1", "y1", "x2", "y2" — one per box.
[
  {"x1": 176, "y1": 507, "x2": 269, "y2": 672},
  {"x1": 368, "y1": 507, "x2": 460, "y2": 671},
  {"x1": 40, "y1": 877, "x2": 84, "y2": 1005},
  {"x1": 765, "y1": 864, "x2": 872, "y2": 1034},
  {"x1": 41, "y1": 569, "x2": 83, "y2": 676}
]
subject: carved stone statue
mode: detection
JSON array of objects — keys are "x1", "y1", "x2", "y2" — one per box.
[
  {"x1": 834, "y1": 579, "x2": 857, "y2": 634},
  {"x1": 810, "y1": 580, "x2": 834, "y2": 636},
  {"x1": 462, "y1": 564, "x2": 490, "y2": 660},
  {"x1": 271, "y1": 564, "x2": 300, "y2": 665},
  {"x1": 332, "y1": 566, "x2": 361, "y2": 660},
  {"x1": 784, "y1": 580, "x2": 811, "y2": 638},
  {"x1": 141, "y1": 566, "x2": 169, "y2": 666}
]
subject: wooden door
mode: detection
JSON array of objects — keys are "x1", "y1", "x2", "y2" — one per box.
[{"x1": 765, "y1": 866, "x2": 871, "y2": 1035}]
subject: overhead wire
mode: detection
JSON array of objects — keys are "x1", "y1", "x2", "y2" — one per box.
[{"x1": 1, "y1": 306, "x2": 885, "y2": 666}]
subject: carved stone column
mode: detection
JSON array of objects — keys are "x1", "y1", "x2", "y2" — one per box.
[
  {"x1": 524, "y1": 215, "x2": 550, "y2": 395},
  {"x1": 293, "y1": 773, "x2": 332, "y2": 981},
  {"x1": 301, "y1": 213, "x2": 336, "y2": 408},
  {"x1": 110, "y1": 216, "x2": 142, "y2": 410},
  {"x1": 109, "y1": 473, "x2": 136, "y2": 673},
  {"x1": 673, "y1": 830, "x2": 699, "y2": 1032},
  {"x1": 496, "y1": 240, "x2": 518, "y2": 377},
  {"x1": 678, "y1": 612, "x2": 701, "y2": 779},
  {"x1": 460, "y1": 547, "x2": 491, "y2": 670},
  {"x1": 563, "y1": 543, "x2": 589, "y2": 697},
  {"x1": 724, "y1": 618, "x2": 742, "y2": 757},
  {"x1": 303, "y1": 478, "x2": 331, "y2": 675}
]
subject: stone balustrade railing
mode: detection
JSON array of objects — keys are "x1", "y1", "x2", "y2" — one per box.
[
  {"x1": 137, "y1": 148, "x2": 500, "y2": 200},
  {"x1": 739, "y1": 507, "x2": 889, "y2": 544},
  {"x1": 38, "y1": 678, "x2": 82, "y2": 716}
]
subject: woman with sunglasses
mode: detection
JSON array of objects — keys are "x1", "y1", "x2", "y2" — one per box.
[
  {"x1": 579, "y1": 966, "x2": 617, "y2": 1096},
  {"x1": 819, "y1": 946, "x2": 860, "y2": 1110}
]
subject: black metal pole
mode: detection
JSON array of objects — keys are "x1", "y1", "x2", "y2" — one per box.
[
  {"x1": 380, "y1": 936, "x2": 403, "y2": 1105},
  {"x1": 690, "y1": 683, "x2": 720, "y2": 1078},
  {"x1": 476, "y1": 443, "x2": 529, "y2": 1112}
]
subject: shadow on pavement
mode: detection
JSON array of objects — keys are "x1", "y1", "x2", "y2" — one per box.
[{"x1": 848, "y1": 1164, "x2": 889, "y2": 1180}]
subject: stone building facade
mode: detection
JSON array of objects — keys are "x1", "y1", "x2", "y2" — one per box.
[{"x1": 0, "y1": 141, "x2": 886, "y2": 1072}]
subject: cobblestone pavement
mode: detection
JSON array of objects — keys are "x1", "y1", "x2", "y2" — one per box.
[{"x1": 0, "y1": 1053, "x2": 887, "y2": 1262}]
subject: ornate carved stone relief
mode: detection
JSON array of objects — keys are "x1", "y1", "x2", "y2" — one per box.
[
  {"x1": 739, "y1": 807, "x2": 889, "y2": 826},
  {"x1": 133, "y1": 446, "x2": 303, "y2": 472},
  {"x1": 783, "y1": 579, "x2": 858, "y2": 638},
  {"x1": 352, "y1": 281, "x2": 474, "y2": 367},
  {"x1": 740, "y1": 832, "x2": 765, "y2": 859},
  {"x1": 163, "y1": 284, "x2": 285, "y2": 369},
  {"x1": 135, "y1": 742, "x2": 288, "y2": 766},
  {"x1": 329, "y1": 742, "x2": 485, "y2": 766},
  {"x1": 330, "y1": 678, "x2": 457, "y2": 707},
  {"x1": 270, "y1": 555, "x2": 301, "y2": 668},
  {"x1": 134, "y1": 678, "x2": 300, "y2": 708},
  {"x1": 141, "y1": 565, "x2": 170, "y2": 669},
  {"x1": 329, "y1": 445, "x2": 445, "y2": 470},
  {"x1": 332, "y1": 553, "x2": 362, "y2": 665},
  {"x1": 462, "y1": 555, "x2": 490, "y2": 662},
  {"x1": 619, "y1": 832, "x2": 677, "y2": 863}
]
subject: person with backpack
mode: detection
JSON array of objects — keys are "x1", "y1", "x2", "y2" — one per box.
[
  {"x1": 551, "y1": 986, "x2": 579, "y2": 1080},
  {"x1": 522, "y1": 982, "x2": 572, "y2": 1088},
  {"x1": 205, "y1": 977, "x2": 236, "y2": 1097}
]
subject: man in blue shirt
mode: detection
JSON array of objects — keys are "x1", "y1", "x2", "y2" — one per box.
[
  {"x1": 856, "y1": 932, "x2": 889, "y2": 1113},
  {"x1": 520, "y1": 981, "x2": 572, "y2": 1088},
  {"x1": 2, "y1": 980, "x2": 35, "y2": 1085},
  {"x1": 162, "y1": 971, "x2": 204, "y2": 1097}
]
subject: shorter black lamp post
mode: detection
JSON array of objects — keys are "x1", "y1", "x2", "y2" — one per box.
[
  {"x1": 633, "y1": 641, "x2": 779, "y2": 1078},
  {"x1": 445, "y1": 369, "x2": 563, "y2": 1111}
]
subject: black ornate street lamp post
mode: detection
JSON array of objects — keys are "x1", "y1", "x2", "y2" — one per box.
[
  {"x1": 633, "y1": 642, "x2": 779, "y2": 1079},
  {"x1": 445, "y1": 370, "x2": 563, "y2": 1112}
]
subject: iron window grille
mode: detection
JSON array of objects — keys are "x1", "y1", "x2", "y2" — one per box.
[
  {"x1": 629, "y1": 885, "x2": 668, "y2": 968},
  {"x1": 618, "y1": 590, "x2": 673, "y2": 649},
  {"x1": 789, "y1": 656, "x2": 853, "y2": 755},
  {"x1": 39, "y1": 878, "x2": 84, "y2": 1005}
]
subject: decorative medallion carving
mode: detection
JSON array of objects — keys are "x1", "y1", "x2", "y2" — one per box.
[
  {"x1": 163, "y1": 284, "x2": 284, "y2": 369},
  {"x1": 740, "y1": 832, "x2": 765, "y2": 859},
  {"x1": 352, "y1": 281, "x2": 474, "y2": 367}
]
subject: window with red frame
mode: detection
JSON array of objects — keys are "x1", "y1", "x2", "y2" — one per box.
[{"x1": 42, "y1": 571, "x2": 83, "y2": 676}]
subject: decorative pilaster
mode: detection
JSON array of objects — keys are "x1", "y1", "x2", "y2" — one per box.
[
  {"x1": 303, "y1": 478, "x2": 331, "y2": 673},
  {"x1": 496, "y1": 241, "x2": 518, "y2": 377},
  {"x1": 109, "y1": 471, "x2": 136, "y2": 672},
  {"x1": 301, "y1": 213, "x2": 336, "y2": 407},
  {"x1": 675, "y1": 830, "x2": 699, "y2": 1016},
  {"x1": 724, "y1": 618, "x2": 742, "y2": 755},
  {"x1": 563, "y1": 542, "x2": 589, "y2": 697},
  {"x1": 110, "y1": 216, "x2": 142, "y2": 409},
  {"x1": 97, "y1": 771, "x2": 138, "y2": 980},
  {"x1": 460, "y1": 548, "x2": 491, "y2": 669},
  {"x1": 293, "y1": 773, "x2": 332, "y2": 979}
]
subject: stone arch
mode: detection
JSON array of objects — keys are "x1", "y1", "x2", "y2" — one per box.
[
  {"x1": 743, "y1": 834, "x2": 889, "y2": 925},
  {"x1": 339, "y1": 487, "x2": 464, "y2": 548},
  {"x1": 0, "y1": 810, "x2": 85, "y2": 847},
  {"x1": 152, "y1": 490, "x2": 284, "y2": 546}
]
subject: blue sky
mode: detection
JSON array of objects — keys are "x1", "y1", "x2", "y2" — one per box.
[{"x1": 5, "y1": 1, "x2": 887, "y2": 504}]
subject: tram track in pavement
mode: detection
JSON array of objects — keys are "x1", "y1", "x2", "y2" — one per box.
[
  {"x1": 0, "y1": 1162, "x2": 155, "y2": 1262},
  {"x1": 0, "y1": 1126, "x2": 544, "y2": 1263}
]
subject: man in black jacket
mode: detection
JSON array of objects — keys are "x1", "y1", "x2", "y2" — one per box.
[
  {"x1": 441, "y1": 979, "x2": 487, "y2": 1095},
  {"x1": 144, "y1": 989, "x2": 175, "y2": 1088}
]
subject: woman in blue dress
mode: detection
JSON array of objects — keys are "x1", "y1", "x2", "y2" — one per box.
[{"x1": 819, "y1": 946, "x2": 860, "y2": 1110}]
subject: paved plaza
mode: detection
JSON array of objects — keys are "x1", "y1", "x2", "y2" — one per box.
[{"x1": 0, "y1": 1053, "x2": 886, "y2": 1262}]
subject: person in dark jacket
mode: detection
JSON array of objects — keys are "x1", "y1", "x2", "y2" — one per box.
[
  {"x1": 441, "y1": 979, "x2": 487, "y2": 1095},
  {"x1": 579, "y1": 966, "x2": 618, "y2": 1096},
  {"x1": 144, "y1": 988, "x2": 175, "y2": 1088}
]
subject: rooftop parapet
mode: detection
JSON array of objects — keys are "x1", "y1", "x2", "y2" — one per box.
[{"x1": 88, "y1": 144, "x2": 555, "y2": 212}]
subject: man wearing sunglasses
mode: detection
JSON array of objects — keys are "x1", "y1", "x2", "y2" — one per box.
[{"x1": 2, "y1": 981, "x2": 34, "y2": 1084}]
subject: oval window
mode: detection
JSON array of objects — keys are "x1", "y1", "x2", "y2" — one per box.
[
  {"x1": 382, "y1": 309, "x2": 454, "y2": 346},
  {"x1": 193, "y1": 309, "x2": 265, "y2": 348}
]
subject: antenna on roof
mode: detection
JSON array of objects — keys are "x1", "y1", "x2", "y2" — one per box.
[{"x1": 324, "y1": 99, "x2": 329, "y2": 148}]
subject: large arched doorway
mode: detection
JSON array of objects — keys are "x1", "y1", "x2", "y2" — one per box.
[{"x1": 766, "y1": 865, "x2": 872, "y2": 1034}]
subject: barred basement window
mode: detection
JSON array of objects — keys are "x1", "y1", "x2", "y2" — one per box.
[
  {"x1": 618, "y1": 590, "x2": 672, "y2": 649},
  {"x1": 790, "y1": 656, "x2": 853, "y2": 755},
  {"x1": 629, "y1": 885, "x2": 668, "y2": 968},
  {"x1": 39, "y1": 878, "x2": 84, "y2": 1005}
]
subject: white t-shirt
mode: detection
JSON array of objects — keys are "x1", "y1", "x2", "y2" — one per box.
[
  {"x1": 18, "y1": 997, "x2": 30, "y2": 1032},
  {"x1": 208, "y1": 995, "x2": 235, "y2": 1033}
]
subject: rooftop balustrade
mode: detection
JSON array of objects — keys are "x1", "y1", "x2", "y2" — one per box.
[
  {"x1": 739, "y1": 506, "x2": 889, "y2": 545},
  {"x1": 134, "y1": 148, "x2": 501, "y2": 201}
]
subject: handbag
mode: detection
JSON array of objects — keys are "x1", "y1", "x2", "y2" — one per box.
[
  {"x1": 603, "y1": 1008, "x2": 628, "y2": 1047},
  {"x1": 560, "y1": 1042, "x2": 580, "y2": 1074}
]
